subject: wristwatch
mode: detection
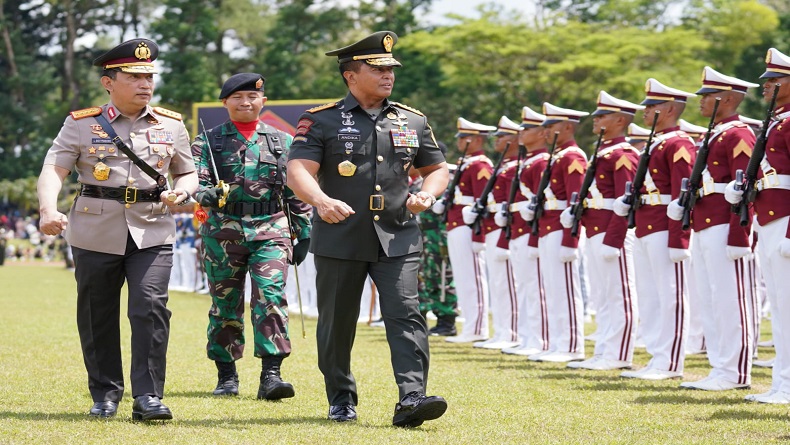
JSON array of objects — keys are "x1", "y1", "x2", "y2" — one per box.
[{"x1": 417, "y1": 191, "x2": 437, "y2": 206}]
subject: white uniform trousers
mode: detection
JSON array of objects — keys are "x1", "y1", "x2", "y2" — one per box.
[
  {"x1": 585, "y1": 232, "x2": 638, "y2": 363},
  {"x1": 756, "y1": 216, "x2": 790, "y2": 392},
  {"x1": 447, "y1": 226, "x2": 489, "y2": 337},
  {"x1": 691, "y1": 223, "x2": 753, "y2": 385},
  {"x1": 484, "y1": 229, "x2": 519, "y2": 343},
  {"x1": 685, "y1": 254, "x2": 707, "y2": 354},
  {"x1": 509, "y1": 235, "x2": 548, "y2": 350},
  {"x1": 538, "y1": 230, "x2": 584, "y2": 354},
  {"x1": 746, "y1": 254, "x2": 761, "y2": 355},
  {"x1": 633, "y1": 231, "x2": 688, "y2": 372}
]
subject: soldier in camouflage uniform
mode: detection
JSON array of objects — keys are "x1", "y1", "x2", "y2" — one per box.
[{"x1": 192, "y1": 73, "x2": 311, "y2": 400}]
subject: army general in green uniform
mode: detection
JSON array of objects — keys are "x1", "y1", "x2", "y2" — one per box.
[{"x1": 287, "y1": 31, "x2": 450, "y2": 427}]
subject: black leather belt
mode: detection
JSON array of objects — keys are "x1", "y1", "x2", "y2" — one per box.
[
  {"x1": 420, "y1": 221, "x2": 440, "y2": 230},
  {"x1": 80, "y1": 184, "x2": 164, "y2": 203},
  {"x1": 220, "y1": 200, "x2": 281, "y2": 216}
]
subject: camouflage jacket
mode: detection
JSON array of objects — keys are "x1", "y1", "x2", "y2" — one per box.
[{"x1": 192, "y1": 120, "x2": 311, "y2": 242}]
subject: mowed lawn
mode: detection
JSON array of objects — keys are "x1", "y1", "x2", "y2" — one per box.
[{"x1": 0, "y1": 262, "x2": 787, "y2": 444}]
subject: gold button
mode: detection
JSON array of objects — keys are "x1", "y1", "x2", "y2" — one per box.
[
  {"x1": 594, "y1": 226, "x2": 599, "y2": 231},
  {"x1": 129, "y1": 132, "x2": 136, "y2": 138},
  {"x1": 125, "y1": 204, "x2": 131, "y2": 208},
  {"x1": 546, "y1": 225, "x2": 551, "y2": 231},
  {"x1": 153, "y1": 147, "x2": 159, "y2": 153},
  {"x1": 375, "y1": 185, "x2": 381, "y2": 191},
  {"x1": 599, "y1": 174, "x2": 604, "y2": 179},
  {"x1": 406, "y1": 148, "x2": 412, "y2": 154},
  {"x1": 377, "y1": 155, "x2": 384, "y2": 162},
  {"x1": 652, "y1": 169, "x2": 658, "y2": 173},
  {"x1": 552, "y1": 179, "x2": 557, "y2": 183},
  {"x1": 647, "y1": 224, "x2": 653, "y2": 230},
  {"x1": 129, "y1": 178, "x2": 135, "y2": 184},
  {"x1": 769, "y1": 210, "x2": 775, "y2": 216},
  {"x1": 495, "y1": 185, "x2": 500, "y2": 190},
  {"x1": 770, "y1": 148, "x2": 775, "y2": 152},
  {"x1": 460, "y1": 182, "x2": 465, "y2": 186},
  {"x1": 713, "y1": 161, "x2": 719, "y2": 165},
  {"x1": 518, "y1": 228, "x2": 523, "y2": 233},
  {"x1": 452, "y1": 222, "x2": 457, "y2": 226},
  {"x1": 705, "y1": 218, "x2": 711, "y2": 223},
  {"x1": 374, "y1": 215, "x2": 380, "y2": 221},
  {"x1": 83, "y1": 207, "x2": 88, "y2": 211}
]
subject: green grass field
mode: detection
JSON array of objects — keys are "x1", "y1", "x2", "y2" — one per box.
[{"x1": 0, "y1": 263, "x2": 787, "y2": 444}]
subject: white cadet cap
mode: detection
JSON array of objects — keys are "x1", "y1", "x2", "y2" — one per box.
[
  {"x1": 542, "y1": 102, "x2": 590, "y2": 126},
  {"x1": 493, "y1": 115, "x2": 522, "y2": 136},
  {"x1": 679, "y1": 119, "x2": 707, "y2": 138},
  {"x1": 641, "y1": 78, "x2": 696, "y2": 105},
  {"x1": 520, "y1": 106, "x2": 546, "y2": 128},
  {"x1": 455, "y1": 117, "x2": 497, "y2": 138},
  {"x1": 739, "y1": 115, "x2": 763, "y2": 131},
  {"x1": 627, "y1": 123, "x2": 651, "y2": 141},
  {"x1": 762, "y1": 48, "x2": 790, "y2": 79},
  {"x1": 697, "y1": 66, "x2": 759, "y2": 95},
  {"x1": 591, "y1": 91, "x2": 645, "y2": 116}
]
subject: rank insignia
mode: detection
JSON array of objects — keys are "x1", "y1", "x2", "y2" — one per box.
[
  {"x1": 673, "y1": 147, "x2": 692, "y2": 164},
  {"x1": 108, "y1": 147, "x2": 116, "y2": 153},
  {"x1": 88, "y1": 147, "x2": 97, "y2": 154},
  {"x1": 338, "y1": 160, "x2": 356, "y2": 177},
  {"x1": 147, "y1": 117, "x2": 160, "y2": 125},
  {"x1": 295, "y1": 118, "x2": 314, "y2": 136},
  {"x1": 568, "y1": 160, "x2": 584, "y2": 175},
  {"x1": 733, "y1": 140, "x2": 753, "y2": 158},
  {"x1": 387, "y1": 112, "x2": 398, "y2": 120},
  {"x1": 93, "y1": 162, "x2": 110, "y2": 181},
  {"x1": 70, "y1": 107, "x2": 102, "y2": 120},
  {"x1": 615, "y1": 157, "x2": 633, "y2": 171}
]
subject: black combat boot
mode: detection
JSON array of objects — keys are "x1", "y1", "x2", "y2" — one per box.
[
  {"x1": 213, "y1": 361, "x2": 239, "y2": 396},
  {"x1": 257, "y1": 356, "x2": 295, "y2": 400},
  {"x1": 429, "y1": 315, "x2": 457, "y2": 336}
]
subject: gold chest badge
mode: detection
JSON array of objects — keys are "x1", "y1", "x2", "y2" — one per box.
[
  {"x1": 338, "y1": 160, "x2": 357, "y2": 177},
  {"x1": 93, "y1": 161, "x2": 110, "y2": 181}
]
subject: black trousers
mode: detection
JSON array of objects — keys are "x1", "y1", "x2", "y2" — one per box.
[
  {"x1": 71, "y1": 233, "x2": 172, "y2": 403},
  {"x1": 314, "y1": 250, "x2": 429, "y2": 406}
]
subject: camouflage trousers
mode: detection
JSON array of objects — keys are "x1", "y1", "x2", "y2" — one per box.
[
  {"x1": 202, "y1": 235, "x2": 291, "y2": 362},
  {"x1": 418, "y1": 248, "x2": 458, "y2": 317}
]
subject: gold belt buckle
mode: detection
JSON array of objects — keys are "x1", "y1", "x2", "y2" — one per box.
[
  {"x1": 702, "y1": 178, "x2": 715, "y2": 196},
  {"x1": 369, "y1": 194, "x2": 384, "y2": 211},
  {"x1": 648, "y1": 189, "x2": 661, "y2": 206},
  {"x1": 765, "y1": 168, "x2": 779, "y2": 188},
  {"x1": 124, "y1": 187, "x2": 138, "y2": 204},
  {"x1": 545, "y1": 197, "x2": 557, "y2": 210}
]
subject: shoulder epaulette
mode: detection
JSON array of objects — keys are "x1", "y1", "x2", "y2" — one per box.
[
  {"x1": 306, "y1": 102, "x2": 338, "y2": 113},
  {"x1": 70, "y1": 107, "x2": 102, "y2": 120},
  {"x1": 391, "y1": 102, "x2": 425, "y2": 116},
  {"x1": 152, "y1": 107, "x2": 183, "y2": 121}
]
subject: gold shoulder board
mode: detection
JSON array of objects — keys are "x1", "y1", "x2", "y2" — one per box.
[
  {"x1": 306, "y1": 102, "x2": 338, "y2": 113},
  {"x1": 69, "y1": 107, "x2": 103, "y2": 120},
  {"x1": 152, "y1": 107, "x2": 183, "y2": 121},
  {"x1": 392, "y1": 102, "x2": 424, "y2": 116}
]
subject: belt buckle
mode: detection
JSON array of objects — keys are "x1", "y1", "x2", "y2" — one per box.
[
  {"x1": 765, "y1": 168, "x2": 779, "y2": 188},
  {"x1": 545, "y1": 197, "x2": 557, "y2": 210},
  {"x1": 369, "y1": 194, "x2": 384, "y2": 211},
  {"x1": 702, "y1": 178, "x2": 714, "y2": 196},
  {"x1": 241, "y1": 202, "x2": 255, "y2": 214},
  {"x1": 647, "y1": 189, "x2": 661, "y2": 206},
  {"x1": 124, "y1": 187, "x2": 138, "y2": 204}
]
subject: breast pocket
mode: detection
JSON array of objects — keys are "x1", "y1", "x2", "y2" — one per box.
[
  {"x1": 219, "y1": 152, "x2": 243, "y2": 183},
  {"x1": 259, "y1": 149, "x2": 279, "y2": 186},
  {"x1": 393, "y1": 147, "x2": 416, "y2": 173}
]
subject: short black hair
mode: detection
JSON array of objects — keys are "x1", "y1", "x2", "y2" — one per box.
[{"x1": 338, "y1": 60, "x2": 364, "y2": 86}]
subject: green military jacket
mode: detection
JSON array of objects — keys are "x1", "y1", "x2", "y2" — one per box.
[
  {"x1": 192, "y1": 120, "x2": 311, "y2": 242},
  {"x1": 288, "y1": 92, "x2": 444, "y2": 262}
]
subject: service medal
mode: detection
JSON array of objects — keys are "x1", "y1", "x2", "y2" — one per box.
[
  {"x1": 338, "y1": 160, "x2": 357, "y2": 177},
  {"x1": 93, "y1": 162, "x2": 110, "y2": 181}
]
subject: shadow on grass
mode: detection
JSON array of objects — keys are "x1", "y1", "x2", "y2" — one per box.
[
  {"x1": 708, "y1": 409, "x2": 789, "y2": 422},
  {"x1": 633, "y1": 393, "x2": 751, "y2": 405}
]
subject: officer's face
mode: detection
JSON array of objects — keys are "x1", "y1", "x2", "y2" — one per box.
[
  {"x1": 592, "y1": 113, "x2": 614, "y2": 135},
  {"x1": 102, "y1": 72, "x2": 154, "y2": 111},
  {"x1": 699, "y1": 92, "x2": 725, "y2": 118},
  {"x1": 494, "y1": 134, "x2": 517, "y2": 152},
  {"x1": 223, "y1": 91, "x2": 266, "y2": 123},
  {"x1": 457, "y1": 135, "x2": 483, "y2": 152},
  {"x1": 763, "y1": 79, "x2": 787, "y2": 104},
  {"x1": 347, "y1": 64, "x2": 395, "y2": 101},
  {"x1": 519, "y1": 127, "x2": 546, "y2": 149}
]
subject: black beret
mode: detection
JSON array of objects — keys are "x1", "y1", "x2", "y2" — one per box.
[
  {"x1": 325, "y1": 31, "x2": 401, "y2": 67},
  {"x1": 219, "y1": 73, "x2": 266, "y2": 100},
  {"x1": 93, "y1": 38, "x2": 159, "y2": 74}
]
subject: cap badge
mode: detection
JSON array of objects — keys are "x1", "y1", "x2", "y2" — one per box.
[
  {"x1": 255, "y1": 78, "x2": 263, "y2": 89},
  {"x1": 766, "y1": 51, "x2": 772, "y2": 64},
  {"x1": 134, "y1": 42, "x2": 151, "y2": 60},
  {"x1": 644, "y1": 79, "x2": 651, "y2": 93},
  {"x1": 383, "y1": 34, "x2": 394, "y2": 53}
]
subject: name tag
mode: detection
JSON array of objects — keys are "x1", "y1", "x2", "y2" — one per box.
[
  {"x1": 338, "y1": 134, "x2": 361, "y2": 142},
  {"x1": 147, "y1": 130, "x2": 174, "y2": 144},
  {"x1": 391, "y1": 129, "x2": 419, "y2": 148},
  {"x1": 92, "y1": 138, "x2": 112, "y2": 144}
]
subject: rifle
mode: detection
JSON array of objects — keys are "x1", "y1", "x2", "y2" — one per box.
[
  {"x1": 678, "y1": 98, "x2": 721, "y2": 230},
  {"x1": 624, "y1": 111, "x2": 660, "y2": 228},
  {"x1": 470, "y1": 144, "x2": 510, "y2": 235},
  {"x1": 570, "y1": 128, "x2": 606, "y2": 238},
  {"x1": 734, "y1": 82, "x2": 781, "y2": 226},
  {"x1": 199, "y1": 119, "x2": 229, "y2": 209},
  {"x1": 503, "y1": 145, "x2": 526, "y2": 240},
  {"x1": 441, "y1": 141, "x2": 471, "y2": 223},
  {"x1": 529, "y1": 132, "x2": 560, "y2": 236}
]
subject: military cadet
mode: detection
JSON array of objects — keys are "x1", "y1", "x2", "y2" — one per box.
[
  {"x1": 191, "y1": 73, "x2": 312, "y2": 400},
  {"x1": 667, "y1": 66, "x2": 757, "y2": 390},
  {"x1": 37, "y1": 38, "x2": 197, "y2": 420},
  {"x1": 627, "y1": 123, "x2": 651, "y2": 152},
  {"x1": 679, "y1": 119, "x2": 707, "y2": 140},
  {"x1": 524, "y1": 103, "x2": 588, "y2": 363},
  {"x1": 286, "y1": 31, "x2": 449, "y2": 427},
  {"x1": 465, "y1": 116, "x2": 522, "y2": 350},
  {"x1": 725, "y1": 48, "x2": 790, "y2": 403},
  {"x1": 500, "y1": 106, "x2": 550, "y2": 356},
  {"x1": 614, "y1": 79, "x2": 696, "y2": 380},
  {"x1": 436, "y1": 118, "x2": 496, "y2": 343},
  {"x1": 561, "y1": 91, "x2": 640, "y2": 371}
]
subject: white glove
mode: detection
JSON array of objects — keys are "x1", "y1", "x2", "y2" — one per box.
[
  {"x1": 527, "y1": 246, "x2": 540, "y2": 259},
  {"x1": 724, "y1": 180, "x2": 744, "y2": 205},
  {"x1": 560, "y1": 207, "x2": 574, "y2": 229},
  {"x1": 781, "y1": 238, "x2": 790, "y2": 258},
  {"x1": 494, "y1": 210, "x2": 508, "y2": 228},
  {"x1": 431, "y1": 198, "x2": 446, "y2": 215},
  {"x1": 667, "y1": 199, "x2": 684, "y2": 221},
  {"x1": 559, "y1": 246, "x2": 578, "y2": 263},
  {"x1": 520, "y1": 205, "x2": 535, "y2": 222},
  {"x1": 613, "y1": 195, "x2": 630, "y2": 217},
  {"x1": 726, "y1": 245, "x2": 751, "y2": 260},
  {"x1": 669, "y1": 248, "x2": 691, "y2": 263},
  {"x1": 494, "y1": 247, "x2": 510, "y2": 261},
  {"x1": 472, "y1": 241, "x2": 486, "y2": 253},
  {"x1": 601, "y1": 244, "x2": 621, "y2": 261},
  {"x1": 462, "y1": 205, "x2": 479, "y2": 225}
]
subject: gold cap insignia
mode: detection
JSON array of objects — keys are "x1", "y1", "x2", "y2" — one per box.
[
  {"x1": 645, "y1": 79, "x2": 651, "y2": 93},
  {"x1": 766, "y1": 50, "x2": 772, "y2": 64},
  {"x1": 135, "y1": 42, "x2": 152, "y2": 60},
  {"x1": 255, "y1": 78, "x2": 263, "y2": 89},
  {"x1": 383, "y1": 34, "x2": 394, "y2": 53}
]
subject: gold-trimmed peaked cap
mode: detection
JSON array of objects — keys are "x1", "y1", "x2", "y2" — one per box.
[
  {"x1": 326, "y1": 31, "x2": 402, "y2": 67},
  {"x1": 93, "y1": 38, "x2": 159, "y2": 74}
]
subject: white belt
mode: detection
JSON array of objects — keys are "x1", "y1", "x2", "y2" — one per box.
[
  {"x1": 510, "y1": 201, "x2": 530, "y2": 212},
  {"x1": 639, "y1": 193, "x2": 672, "y2": 206},
  {"x1": 487, "y1": 203, "x2": 500, "y2": 213},
  {"x1": 454, "y1": 195, "x2": 475, "y2": 205},
  {"x1": 756, "y1": 174, "x2": 790, "y2": 191},
  {"x1": 700, "y1": 182, "x2": 727, "y2": 196},
  {"x1": 543, "y1": 198, "x2": 569, "y2": 211},
  {"x1": 583, "y1": 197, "x2": 615, "y2": 210}
]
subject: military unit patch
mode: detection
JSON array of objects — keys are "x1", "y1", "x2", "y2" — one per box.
[
  {"x1": 70, "y1": 107, "x2": 103, "y2": 120},
  {"x1": 295, "y1": 118, "x2": 314, "y2": 136}
]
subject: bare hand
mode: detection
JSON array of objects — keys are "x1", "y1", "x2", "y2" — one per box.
[
  {"x1": 160, "y1": 189, "x2": 191, "y2": 208},
  {"x1": 40, "y1": 210, "x2": 68, "y2": 236},
  {"x1": 316, "y1": 198, "x2": 354, "y2": 224},
  {"x1": 406, "y1": 192, "x2": 433, "y2": 214}
]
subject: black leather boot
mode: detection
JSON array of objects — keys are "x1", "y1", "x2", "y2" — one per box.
[
  {"x1": 257, "y1": 356, "x2": 295, "y2": 400},
  {"x1": 429, "y1": 315, "x2": 457, "y2": 336},
  {"x1": 213, "y1": 361, "x2": 239, "y2": 396}
]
